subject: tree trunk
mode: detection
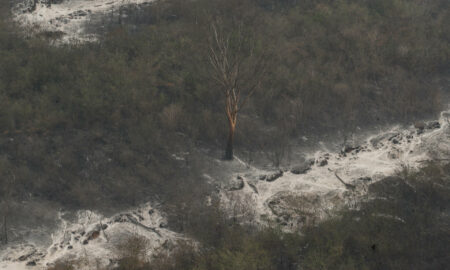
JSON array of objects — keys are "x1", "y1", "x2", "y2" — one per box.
[
  {"x1": 2, "y1": 215, "x2": 6, "y2": 245},
  {"x1": 225, "y1": 122, "x2": 235, "y2": 160}
]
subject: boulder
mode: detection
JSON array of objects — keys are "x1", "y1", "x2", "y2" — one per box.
[
  {"x1": 26, "y1": 261, "x2": 36, "y2": 266},
  {"x1": 84, "y1": 223, "x2": 107, "y2": 241},
  {"x1": 370, "y1": 132, "x2": 398, "y2": 148},
  {"x1": 357, "y1": 177, "x2": 372, "y2": 182},
  {"x1": 112, "y1": 214, "x2": 128, "y2": 223},
  {"x1": 414, "y1": 122, "x2": 425, "y2": 130},
  {"x1": 290, "y1": 160, "x2": 313, "y2": 174},
  {"x1": 226, "y1": 176, "x2": 245, "y2": 191},
  {"x1": 291, "y1": 165, "x2": 310, "y2": 174},
  {"x1": 426, "y1": 121, "x2": 440, "y2": 130},
  {"x1": 18, "y1": 248, "x2": 37, "y2": 262},
  {"x1": 72, "y1": 10, "x2": 88, "y2": 17},
  {"x1": 388, "y1": 150, "x2": 400, "y2": 159},
  {"x1": 317, "y1": 159, "x2": 328, "y2": 167},
  {"x1": 87, "y1": 231, "x2": 100, "y2": 241},
  {"x1": 342, "y1": 145, "x2": 362, "y2": 154},
  {"x1": 265, "y1": 170, "x2": 283, "y2": 182},
  {"x1": 18, "y1": 255, "x2": 30, "y2": 262},
  {"x1": 247, "y1": 180, "x2": 259, "y2": 194}
]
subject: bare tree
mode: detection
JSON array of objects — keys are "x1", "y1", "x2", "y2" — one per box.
[
  {"x1": 339, "y1": 84, "x2": 359, "y2": 151},
  {"x1": 208, "y1": 21, "x2": 267, "y2": 160}
]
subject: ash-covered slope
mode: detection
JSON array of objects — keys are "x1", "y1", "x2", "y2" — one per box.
[
  {"x1": 218, "y1": 109, "x2": 450, "y2": 229},
  {"x1": 12, "y1": 0, "x2": 155, "y2": 42},
  {"x1": 0, "y1": 203, "x2": 184, "y2": 270},
  {"x1": 1, "y1": 109, "x2": 449, "y2": 269}
]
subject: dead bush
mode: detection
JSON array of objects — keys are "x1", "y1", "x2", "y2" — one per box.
[
  {"x1": 115, "y1": 235, "x2": 150, "y2": 270},
  {"x1": 160, "y1": 103, "x2": 184, "y2": 131}
]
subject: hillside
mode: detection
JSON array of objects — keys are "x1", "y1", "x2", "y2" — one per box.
[{"x1": 0, "y1": 0, "x2": 449, "y2": 269}]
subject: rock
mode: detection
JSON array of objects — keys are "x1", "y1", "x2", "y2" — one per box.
[
  {"x1": 18, "y1": 255, "x2": 28, "y2": 261},
  {"x1": 82, "y1": 240, "x2": 89, "y2": 245},
  {"x1": 72, "y1": 10, "x2": 88, "y2": 17},
  {"x1": 18, "y1": 249, "x2": 36, "y2": 262},
  {"x1": 84, "y1": 223, "x2": 107, "y2": 241},
  {"x1": 414, "y1": 122, "x2": 425, "y2": 130},
  {"x1": 226, "y1": 176, "x2": 245, "y2": 191},
  {"x1": 342, "y1": 145, "x2": 359, "y2": 153},
  {"x1": 388, "y1": 150, "x2": 399, "y2": 159},
  {"x1": 87, "y1": 231, "x2": 100, "y2": 241},
  {"x1": 340, "y1": 145, "x2": 364, "y2": 157},
  {"x1": 392, "y1": 138, "x2": 399, "y2": 144},
  {"x1": 317, "y1": 159, "x2": 328, "y2": 167},
  {"x1": 26, "y1": 261, "x2": 36, "y2": 266},
  {"x1": 426, "y1": 121, "x2": 440, "y2": 130},
  {"x1": 265, "y1": 170, "x2": 283, "y2": 182},
  {"x1": 247, "y1": 181, "x2": 258, "y2": 194},
  {"x1": 357, "y1": 177, "x2": 372, "y2": 182},
  {"x1": 159, "y1": 222, "x2": 168, "y2": 228},
  {"x1": 291, "y1": 159, "x2": 314, "y2": 174},
  {"x1": 291, "y1": 165, "x2": 310, "y2": 174},
  {"x1": 370, "y1": 132, "x2": 399, "y2": 148},
  {"x1": 67, "y1": 246, "x2": 73, "y2": 250},
  {"x1": 148, "y1": 209, "x2": 155, "y2": 215},
  {"x1": 113, "y1": 214, "x2": 128, "y2": 223}
]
